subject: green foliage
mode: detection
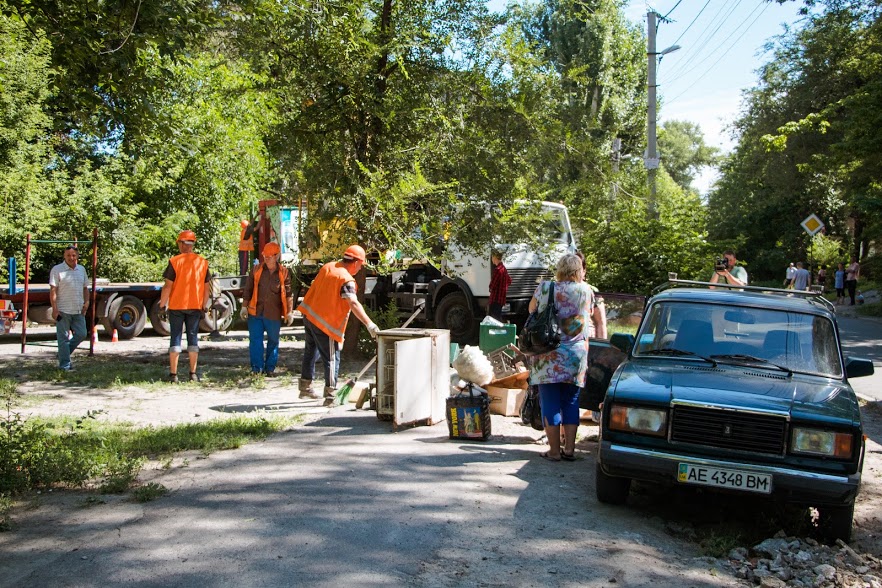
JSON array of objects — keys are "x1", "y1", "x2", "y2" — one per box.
[
  {"x1": 1, "y1": 375, "x2": 292, "y2": 496},
  {"x1": 132, "y1": 482, "x2": 168, "y2": 503},
  {"x1": 709, "y1": 2, "x2": 882, "y2": 279},
  {"x1": 658, "y1": 120, "x2": 720, "y2": 192}
]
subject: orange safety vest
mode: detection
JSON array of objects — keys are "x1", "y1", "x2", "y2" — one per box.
[
  {"x1": 168, "y1": 253, "x2": 209, "y2": 310},
  {"x1": 247, "y1": 264, "x2": 289, "y2": 319},
  {"x1": 298, "y1": 261, "x2": 355, "y2": 343},
  {"x1": 239, "y1": 227, "x2": 254, "y2": 252}
]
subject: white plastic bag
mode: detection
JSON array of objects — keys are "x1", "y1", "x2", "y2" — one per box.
[{"x1": 451, "y1": 345, "x2": 495, "y2": 386}]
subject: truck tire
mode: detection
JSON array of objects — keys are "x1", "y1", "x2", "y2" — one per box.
[
  {"x1": 199, "y1": 292, "x2": 236, "y2": 333},
  {"x1": 102, "y1": 295, "x2": 147, "y2": 340},
  {"x1": 435, "y1": 292, "x2": 479, "y2": 344},
  {"x1": 148, "y1": 299, "x2": 171, "y2": 336}
]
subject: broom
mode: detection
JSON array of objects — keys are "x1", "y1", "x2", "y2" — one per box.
[{"x1": 336, "y1": 303, "x2": 425, "y2": 404}]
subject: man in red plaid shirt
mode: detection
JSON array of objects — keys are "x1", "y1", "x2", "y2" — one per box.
[{"x1": 488, "y1": 249, "x2": 512, "y2": 321}]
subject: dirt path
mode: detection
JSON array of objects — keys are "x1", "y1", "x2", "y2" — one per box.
[{"x1": 2, "y1": 326, "x2": 882, "y2": 587}]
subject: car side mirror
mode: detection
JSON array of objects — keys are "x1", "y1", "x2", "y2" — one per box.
[
  {"x1": 610, "y1": 333, "x2": 635, "y2": 354},
  {"x1": 845, "y1": 356, "x2": 874, "y2": 379}
]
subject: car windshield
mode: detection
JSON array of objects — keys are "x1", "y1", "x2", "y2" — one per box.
[{"x1": 634, "y1": 301, "x2": 843, "y2": 378}]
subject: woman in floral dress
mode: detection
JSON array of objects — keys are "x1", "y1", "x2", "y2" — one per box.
[{"x1": 528, "y1": 254, "x2": 594, "y2": 461}]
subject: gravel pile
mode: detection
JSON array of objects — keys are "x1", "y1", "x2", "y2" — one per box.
[{"x1": 718, "y1": 532, "x2": 882, "y2": 587}]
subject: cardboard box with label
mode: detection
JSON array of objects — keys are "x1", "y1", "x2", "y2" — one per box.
[{"x1": 487, "y1": 386, "x2": 526, "y2": 417}]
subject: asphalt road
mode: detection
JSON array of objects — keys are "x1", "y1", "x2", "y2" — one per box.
[{"x1": 838, "y1": 314, "x2": 882, "y2": 401}]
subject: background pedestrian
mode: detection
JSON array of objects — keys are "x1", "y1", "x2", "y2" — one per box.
[{"x1": 49, "y1": 245, "x2": 90, "y2": 371}]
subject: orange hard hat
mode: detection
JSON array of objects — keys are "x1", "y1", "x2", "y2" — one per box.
[
  {"x1": 343, "y1": 244, "x2": 366, "y2": 262},
  {"x1": 177, "y1": 230, "x2": 197, "y2": 243},
  {"x1": 262, "y1": 242, "x2": 281, "y2": 256}
]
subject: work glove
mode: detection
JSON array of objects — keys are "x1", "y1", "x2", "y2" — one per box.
[
  {"x1": 285, "y1": 312, "x2": 295, "y2": 327},
  {"x1": 367, "y1": 322, "x2": 380, "y2": 339},
  {"x1": 239, "y1": 306, "x2": 248, "y2": 321}
]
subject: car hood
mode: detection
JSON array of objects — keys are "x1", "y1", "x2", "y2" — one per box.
[{"x1": 611, "y1": 361, "x2": 860, "y2": 424}]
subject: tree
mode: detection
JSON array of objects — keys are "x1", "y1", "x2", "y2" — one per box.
[{"x1": 657, "y1": 120, "x2": 720, "y2": 192}]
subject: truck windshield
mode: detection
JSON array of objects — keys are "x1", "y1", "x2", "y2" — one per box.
[
  {"x1": 541, "y1": 206, "x2": 571, "y2": 245},
  {"x1": 633, "y1": 301, "x2": 843, "y2": 378}
]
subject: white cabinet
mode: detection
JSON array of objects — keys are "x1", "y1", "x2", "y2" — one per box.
[{"x1": 376, "y1": 328, "x2": 450, "y2": 428}]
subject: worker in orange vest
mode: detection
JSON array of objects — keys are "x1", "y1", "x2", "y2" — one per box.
[
  {"x1": 159, "y1": 230, "x2": 212, "y2": 383},
  {"x1": 240, "y1": 242, "x2": 293, "y2": 376},
  {"x1": 297, "y1": 244, "x2": 379, "y2": 403},
  {"x1": 238, "y1": 220, "x2": 254, "y2": 275}
]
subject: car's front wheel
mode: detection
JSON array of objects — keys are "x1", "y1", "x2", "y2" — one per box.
[
  {"x1": 595, "y1": 462, "x2": 631, "y2": 504},
  {"x1": 817, "y1": 502, "x2": 855, "y2": 543}
]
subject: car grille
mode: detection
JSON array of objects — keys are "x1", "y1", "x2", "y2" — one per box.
[
  {"x1": 507, "y1": 268, "x2": 552, "y2": 299},
  {"x1": 671, "y1": 405, "x2": 787, "y2": 455}
]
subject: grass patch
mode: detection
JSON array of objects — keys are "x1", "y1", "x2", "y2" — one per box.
[
  {"x1": 857, "y1": 300, "x2": 882, "y2": 317},
  {"x1": 1, "y1": 377, "x2": 295, "y2": 496},
  {"x1": 132, "y1": 482, "x2": 168, "y2": 502}
]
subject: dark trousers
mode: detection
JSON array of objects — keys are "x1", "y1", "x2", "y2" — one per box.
[
  {"x1": 301, "y1": 317, "x2": 340, "y2": 388},
  {"x1": 488, "y1": 302, "x2": 503, "y2": 321},
  {"x1": 846, "y1": 279, "x2": 857, "y2": 305}
]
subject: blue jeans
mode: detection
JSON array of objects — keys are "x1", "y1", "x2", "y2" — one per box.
[
  {"x1": 168, "y1": 310, "x2": 201, "y2": 352},
  {"x1": 301, "y1": 317, "x2": 340, "y2": 388},
  {"x1": 538, "y1": 382, "x2": 581, "y2": 427},
  {"x1": 248, "y1": 315, "x2": 281, "y2": 373},
  {"x1": 56, "y1": 312, "x2": 87, "y2": 369}
]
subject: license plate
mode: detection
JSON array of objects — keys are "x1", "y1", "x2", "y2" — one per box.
[{"x1": 677, "y1": 463, "x2": 772, "y2": 494}]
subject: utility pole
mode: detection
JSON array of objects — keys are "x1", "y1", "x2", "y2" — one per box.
[
  {"x1": 644, "y1": 13, "x2": 680, "y2": 219},
  {"x1": 645, "y1": 10, "x2": 660, "y2": 219}
]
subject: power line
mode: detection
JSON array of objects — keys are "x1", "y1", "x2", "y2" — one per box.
[
  {"x1": 662, "y1": 0, "x2": 683, "y2": 20},
  {"x1": 662, "y1": 0, "x2": 745, "y2": 80},
  {"x1": 662, "y1": 0, "x2": 766, "y2": 84},
  {"x1": 669, "y1": 0, "x2": 713, "y2": 49},
  {"x1": 664, "y1": 1, "x2": 772, "y2": 105}
]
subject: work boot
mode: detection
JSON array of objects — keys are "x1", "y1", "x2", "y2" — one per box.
[
  {"x1": 298, "y1": 379, "x2": 319, "y2": 400},
  {"x1": 323, "y1": 386, "x2": 337, "y2": 407}
]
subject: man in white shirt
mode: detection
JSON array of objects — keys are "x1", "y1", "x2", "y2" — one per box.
[
  {"x1": 49, "y1": 246, "x2": 90, "y2": 370},
  {"x1": 784, "y1": 263, "x2": 796, "y2": 289}
]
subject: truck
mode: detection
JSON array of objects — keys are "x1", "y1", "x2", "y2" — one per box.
[{"x1": 262, "y1": 199, "x2": 578, "y2": 344}]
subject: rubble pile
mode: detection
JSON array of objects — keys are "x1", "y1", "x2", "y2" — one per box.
[{"x1": 719, "y1": 532, "x2": 882, "y2": 587}]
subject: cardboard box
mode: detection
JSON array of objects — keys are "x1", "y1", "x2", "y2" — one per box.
[{"x1": 487, "y1": 386, "x2": 525, "y2": 417}]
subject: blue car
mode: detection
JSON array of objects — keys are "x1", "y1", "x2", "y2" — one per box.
[{"x1": 596, "y1": 281, "x2": 874, "y2": 543}]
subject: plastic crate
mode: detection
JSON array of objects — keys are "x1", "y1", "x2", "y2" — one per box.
[{"x1": 479, "y1": 324, "x2": 517, "y2": 354}]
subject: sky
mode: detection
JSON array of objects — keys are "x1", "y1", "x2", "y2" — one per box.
[
  {"x1": 486, "y1": 0, "x2": 807, "y2": 193},
  {"x1": 624, "y1": 0, "x2": 806, "y2": 191}
]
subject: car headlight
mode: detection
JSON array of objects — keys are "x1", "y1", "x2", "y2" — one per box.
[
  {"x1": 790, "y1": 427, "x2": 853, "y2": 458},
  {"x1": 609, "y1": 405, "x2": 668, "y2": 437}
]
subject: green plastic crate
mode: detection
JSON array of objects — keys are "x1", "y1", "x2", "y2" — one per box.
[{"x1": 479, "y1": 323, "x2": 517, "y2": 354}]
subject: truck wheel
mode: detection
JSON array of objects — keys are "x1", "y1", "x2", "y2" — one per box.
[
  {"x1": 595, "y1": 462, "x2": 631, "y2": 505},
  {"x1": 817, "y1": 502, "x2": 854, "y2": 544},
  {"x1": 102, "y1": 295, "x2": 147, "y2": 340},
  {"x1": 199, "y1": 292, "x2": 236, "y2": 333},
  {"x1": 435, "y1": 292, "x2": 478, "y2": 344},
  {"x1": 148, "y1": 299, "x2": 171, "y2": 336}
]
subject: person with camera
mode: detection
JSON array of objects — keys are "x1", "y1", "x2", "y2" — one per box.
[
  {"x1": 709, "y1": 250, "x2": 747, "y2": 288},
  {"x1": 49, "y1": 245, "x2": 90, "y2": 371}
]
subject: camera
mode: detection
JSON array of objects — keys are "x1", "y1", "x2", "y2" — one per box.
[{"x1": 715, "y1": 257, "x2": 729, "y2": 271}]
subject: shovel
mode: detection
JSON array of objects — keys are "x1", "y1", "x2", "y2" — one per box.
[{"x1": 335, "y1": 302, "x2": 426, "y2": 404}]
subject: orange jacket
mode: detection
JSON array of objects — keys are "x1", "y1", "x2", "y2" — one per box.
[
  {"x1": 168, "y1": 253, "x2": 209, "y2": 310},
  {"x1": 247, "y1": 264, "x2": 289, "y2": 319},
  {"x1": 298, "y1": 261, "x2": 355, "y2": 343},
  {"x1": 239, "y1": 227, "x2": 254, "y2": 252}
]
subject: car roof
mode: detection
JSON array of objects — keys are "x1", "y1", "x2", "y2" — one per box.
[{"x1": 648, "y1": 288, "x2": 836, "y2": 319}]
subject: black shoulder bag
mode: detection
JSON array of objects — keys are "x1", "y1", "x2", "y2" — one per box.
[{"x1": 517, "y1": 281, "x2": 561, "y2": 356}]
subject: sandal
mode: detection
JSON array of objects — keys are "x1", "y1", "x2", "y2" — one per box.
[
  {"x1": 540, "y1": 451, "x2": 561, "y2": 462},
  {"x1": 561, "y1": 451, "x2": 578, "y2": 462}
]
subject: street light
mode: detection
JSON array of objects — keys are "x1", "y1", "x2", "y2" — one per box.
[{"x1": 645, "y1": 10, "x2": 681, "y2": 218}]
